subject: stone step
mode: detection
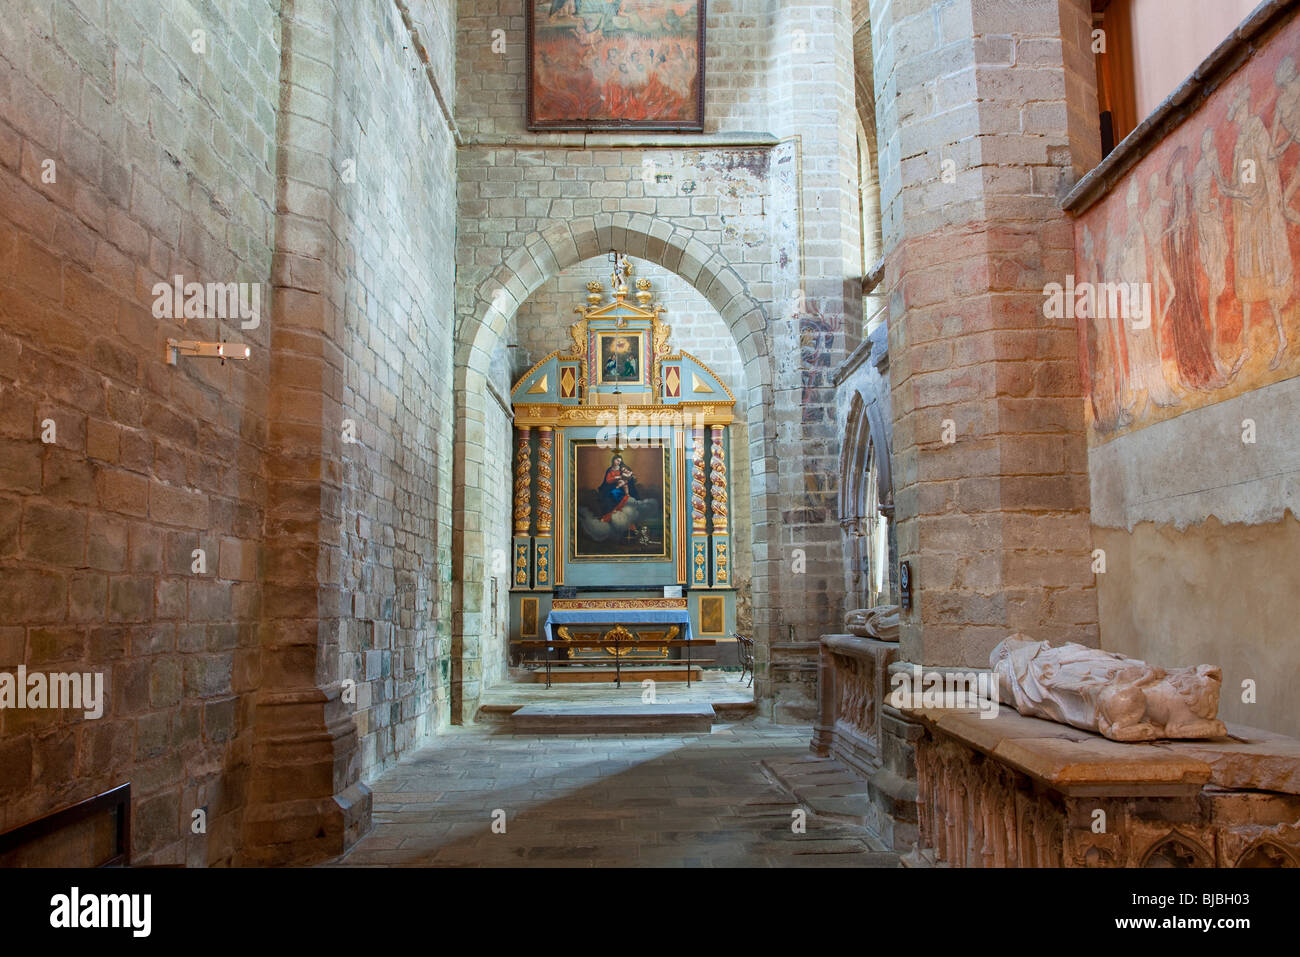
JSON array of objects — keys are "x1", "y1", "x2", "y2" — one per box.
[
  {"x1": 510, "y1": 703, "x2": 715, "y2": 734},
  {"x1": 525, "y1": 665, "x2": 704, "y2": 684}
]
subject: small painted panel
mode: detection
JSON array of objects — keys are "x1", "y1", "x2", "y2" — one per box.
[
  {"x1": 699, "y1": 595, "x2": 726, "y2": 635},
  {"x1": 512, "y1": 356, "x2": 559, "y2": 403},
  {"x1": 560, "y1": 363, "x2": 579, "y2": 401},
  {"x1": 692, "y1": 540, "x2": 708, "y2": 586},
  {"x1": 663, "y1": 362, "x2": 682, "y2": 400},
  {"x1": 680, "y1": 354, "x2": 731, "y2": 399},
  {"x1": 520, "y1": 597, "x2": 539, "y2": 637}
]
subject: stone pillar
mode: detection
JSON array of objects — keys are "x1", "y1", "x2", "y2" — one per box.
[
  {"x1": 811, "y1": 641, "x2": 836, "y2": 756},
  {"x1": 761, "y1": 0, "x2": 864, "y2": 719},
  {"x1": 871, "y1": 0, "x2": 1101, "y2": 669},
  {"x1": 860, "y1": 0, "x2": 1101, "y2": 853},
  {"x1": 243, "y1": 0, "x2": 370, "y2": 865}
]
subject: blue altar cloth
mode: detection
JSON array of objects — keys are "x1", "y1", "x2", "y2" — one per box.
[{"x1": 542, "y1": 609, "x2": 693, "y2": 646}]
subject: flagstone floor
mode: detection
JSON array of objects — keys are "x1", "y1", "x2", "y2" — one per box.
[{"x1": 331, "y1": 716, "x2": 899, "y2": 868}]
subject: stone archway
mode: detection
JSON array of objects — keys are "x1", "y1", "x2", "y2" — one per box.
[{"x1": 449, "y1": 214, "x2": 779, "y2": 722}]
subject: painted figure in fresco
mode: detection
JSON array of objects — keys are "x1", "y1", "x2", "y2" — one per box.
[
  {"x1": 1120, "y1": 178, "x2": 1180, "y2": 418},
  {"x1": 1140, "y1": 170, "x2": 1182, "y2": 392},
  {"x1": 1271, "y1": 56, "x2": 1300, "y2": 225},
  {"x1": 1221, "y1": 86, "x2": 1291, "y2": 371},
  {"x1": 1165, "y1": 148, "x2": 1228, "y2": 390},
  {"x1": 1101, "y1": 207, "x2": 1136, "y2": 425},
  {"x1": 597, "y1": 454, "x2": 640, "y2": 522},
  {"x1": 1193, "y1": 127, "x2": 1233, "y2": 374},
  {"x1": 1081, "y1": 225, "x2": 1126, "y2": 431}
]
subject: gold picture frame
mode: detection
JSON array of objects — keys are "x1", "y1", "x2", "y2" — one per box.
[
  {"x1": 699, "y1": 595, "x2": 725, "y2": 635},
  {"x1": 569, "y1": 439, "x2": 671, "y2": 562},
  {"x1": 520, "y1": 597, "x2": 539, "y2": 638},
  {"x1": 596, "y1": 331, "x2": 647, "y2": 387}
]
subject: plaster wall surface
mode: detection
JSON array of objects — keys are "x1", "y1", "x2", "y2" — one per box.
[{"x1": 1077, "y1": 8, "x2": 1300, "y2": 739}]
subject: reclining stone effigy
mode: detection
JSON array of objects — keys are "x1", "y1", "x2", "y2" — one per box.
[{"x1": 989, "y1": 635, "x2": 1226, "y2": 742}]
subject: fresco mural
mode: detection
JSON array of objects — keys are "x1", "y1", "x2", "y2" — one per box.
[
  {"x1": 1074, "y1": 15, "x2": 1300, "y2": 443},
  {"x1": 527, "y1": 0, "x2": 705, "y2": 130}
]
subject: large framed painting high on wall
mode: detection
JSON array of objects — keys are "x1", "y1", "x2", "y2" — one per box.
[
  {"x1": 569, "y1": 440, "x2": 671, "y2": 561},
  {"x1": 526, "y1": 1, "x2": 706, "y2": 131}
]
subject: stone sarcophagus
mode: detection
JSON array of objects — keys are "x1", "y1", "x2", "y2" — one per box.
[
  {"x1": 812, "y1": 634, "x2": 899, "y2": 777},
  {"x1": 903, "y1": 705, "x2": 1300, "y2": 868}
]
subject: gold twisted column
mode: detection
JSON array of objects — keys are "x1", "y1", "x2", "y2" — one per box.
[
  {"x1": 536, "y1": 427, "x2": 553, "y2": 535},
  {"x1": 513, "y1": 427, "x2": 532, "y2": 536},
  {"x1": 709, "y1": 426, "x2": 728, "y2": 534},
  {"x1": 691, "y1": 425, "x2": 707, "y2": 534}
]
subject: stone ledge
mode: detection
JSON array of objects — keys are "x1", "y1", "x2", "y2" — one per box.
[
  {"x1": 460, "y1": 132, "x2": 782, "y2": 150},
  {"x1": 822, "y1": 633, "x2": 897, "y2": 658},
  {"x1": 1163, "y1": 724, "x2": 1300, "y2": 795},
  {"x1": 902, "y1": 705, "x2": 1210, "y2": 796},
  {"x1": 902, "y1": 704, "x2": 1300, "y2": 798}
]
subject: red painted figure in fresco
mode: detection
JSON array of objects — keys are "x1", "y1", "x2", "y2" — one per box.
[{"x1": 1165, "y1": 147, "x2": 1228, "y2": 390}]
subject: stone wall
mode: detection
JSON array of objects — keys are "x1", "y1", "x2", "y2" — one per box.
[
  {"x1": 871, "y1": 0, "x2": 1102, "y2": 668},
  {"x1": 0, "y1": 0, "x2": 280, "y2": 865},
  {"x1": 0, "y1": 0, "x2": 458, "y2": 865},
  {"x1": 451, "y1": 0, "x2": 864, "y2": 720},
  {"x1": 1069, "y1": 6, "x2": 1300, "y2": 738}
]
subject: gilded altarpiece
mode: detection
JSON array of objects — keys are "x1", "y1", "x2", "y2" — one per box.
[{"x1": 507, "y1": 264, "x2": 737, "y2": 665}]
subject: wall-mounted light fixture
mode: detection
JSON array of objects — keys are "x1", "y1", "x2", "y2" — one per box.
[{"x1": 165, "y1": 339, "x2": 252, "y2": 366}]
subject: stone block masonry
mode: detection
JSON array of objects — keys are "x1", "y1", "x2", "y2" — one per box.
[
  {"x1": 451, "y1": 0, "x2": 864, "y2": 722},
  {"x1": 870, "y1": 0, "x2": 1100, "y2": 668},
  {"x1": 0, "y1": 0, "x2": 281, "y2": 865},
  {"x1": 0, "y1": 0, "x2": 458, "y2": 865}
]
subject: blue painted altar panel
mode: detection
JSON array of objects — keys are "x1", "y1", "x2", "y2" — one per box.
[
  {"x1": 543, "y1": 609, "x2": 693, "y2": 644},
  {"x1": 510, "y1": 355, "x2": 559, "y2": 403}
]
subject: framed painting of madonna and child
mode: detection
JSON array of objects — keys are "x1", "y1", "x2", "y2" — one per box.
[{"x1": 569, "y1": 441, "x2": 671, "y2": 561}]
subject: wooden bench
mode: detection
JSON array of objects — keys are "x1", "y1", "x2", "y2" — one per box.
[{"x1": 512, "y1": 637, "x2": 718, "y2": 689}]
